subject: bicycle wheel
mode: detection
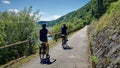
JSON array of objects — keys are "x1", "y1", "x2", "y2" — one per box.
[
  {"x1": 39, "y1": 46, "x2": 46, "y2": 60},
  {"x1": 62, "y1": 35, "x2": 67, "y2": 45}
]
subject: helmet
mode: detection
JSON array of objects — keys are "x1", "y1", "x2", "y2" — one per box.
[
  {"x1": 42, "y1": 23, "x2": 46, "y2": 28},
  {"x1": 63, "y1": 23, "x2": 66, "y2": 27}
]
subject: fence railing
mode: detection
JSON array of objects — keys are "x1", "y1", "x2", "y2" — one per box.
[
  {"x1": 0, "y1": 40, "x2": 29, "y2": 49},
  {"x1": 0, "y1": 39, "x2": 36, "y2": 66},
  {"x1": 0, "y1": 29, "x2": 76, "y2": 50},
  {"x1": 53, "y1": 29, "x2": 75, "y2": 41},
  {"x1": 0, "y1": 39, "x2": 36, "y2": 67},
  {"x1": 0, "y1": 39, "x2": 35, "y2": 54}
]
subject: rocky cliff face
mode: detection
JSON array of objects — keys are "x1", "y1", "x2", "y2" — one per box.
[{"x1": 88, "y1": 1, "x2": 120, "y2": 68}]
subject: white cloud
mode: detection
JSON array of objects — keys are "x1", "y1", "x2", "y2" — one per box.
[
  {"x1": 8, "y1": 9, "x2": 20, "y2": 13},
  {"x1": 2, "y1": 0, "x2": 11, "y2": 4},
  {"x1": 41, "y1": 15, "x2": 61, "y2": 21},
  {"x1": 29, "y1": 13, "x2": 34, "y2": 16}
]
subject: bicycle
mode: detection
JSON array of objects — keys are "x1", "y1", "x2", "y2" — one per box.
[
  {"x1": 61, "y1": 34, "x2": 68, "y2": 49},
  {"x1": 39, "y1": 35, "x2": 52, "y2": 64}
]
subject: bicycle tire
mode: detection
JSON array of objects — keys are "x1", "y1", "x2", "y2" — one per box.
[
  {"x1": 39, "y1": 46, "x2": 46, "y2": 60},
  {"x1": 39, "y1": 43, "x2": 47, "y2": 59},
  {"x1": 62, "y1": 39, "x2": 67, "y2": 45}
]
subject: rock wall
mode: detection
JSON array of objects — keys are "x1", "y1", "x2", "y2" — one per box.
[{"x1": 88, "y1": 12, "x2": 120, "y2": 68}]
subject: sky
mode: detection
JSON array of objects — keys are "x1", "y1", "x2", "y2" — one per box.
[{"x1": 0, "y1": 0, "x2": 90, "y2": 21}]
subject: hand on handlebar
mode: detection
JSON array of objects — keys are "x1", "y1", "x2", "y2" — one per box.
[{"x1": 47, "y1": 35, "x2": 53, "y2": 37}]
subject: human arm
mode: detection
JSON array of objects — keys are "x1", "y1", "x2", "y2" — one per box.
[
  {"x1": 48, "y1": 30, "x2": 52, "y2": 37},
  {"x1": 39, "y1": 30, "x2": 40, "y2": 38}
]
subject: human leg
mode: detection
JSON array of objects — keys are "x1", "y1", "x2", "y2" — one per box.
[{"x1": 44, "y1": 42, "x2": 49, "y2": 55}]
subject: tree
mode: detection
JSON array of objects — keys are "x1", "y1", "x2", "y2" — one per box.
[{"x1": 0, "y1": 7, "x2": 39, "y2": 64}]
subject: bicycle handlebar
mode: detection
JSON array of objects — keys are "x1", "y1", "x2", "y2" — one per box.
[{"x1": 47, "y1": 35, "x2": 53, "y2": 37}]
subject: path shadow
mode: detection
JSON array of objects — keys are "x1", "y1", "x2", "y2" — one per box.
[
  {"x1": 40, "y1": 58, "x2": 56, "y2": 65},
  {"x1": 63, "y1": 45, "x2": 73, "y2": 50}
]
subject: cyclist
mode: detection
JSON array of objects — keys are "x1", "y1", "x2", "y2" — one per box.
[
  {"x1": 61, "y1": 24, "x2": 68, "y2": 46},
  {"x1": 39, "y1": 23, "x2": 51, "y2": 57}
]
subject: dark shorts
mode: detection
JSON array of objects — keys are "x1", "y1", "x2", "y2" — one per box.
[
  {"x1": 61, "y1": 34, "x2": 67, "y2": 39},
  {"x1": 40, "y1": 37, "x2": 48, "y2": 42}
]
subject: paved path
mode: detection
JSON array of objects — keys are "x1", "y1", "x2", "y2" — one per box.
[{"x1": 19, "y1": 26, "x2": 89, "y2": 68}]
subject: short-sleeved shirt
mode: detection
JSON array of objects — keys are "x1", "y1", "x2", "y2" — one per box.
[
  {"x1": 39, "y1": 28, "x2": 48, "y2": 42},
  {"x1": 61, "y1": 26, "x2": 67, "y2": 35}
]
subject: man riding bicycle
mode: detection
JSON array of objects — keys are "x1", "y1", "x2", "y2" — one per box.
[
  {"x1": 61, "y1": 24, "x2": 68, "y2": 46},
  {"x1": 39, "y1": 24, "x2": 51, "y2": 57}
]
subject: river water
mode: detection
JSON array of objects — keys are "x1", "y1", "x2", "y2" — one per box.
[{"x1": 47, "y1": 27, "x2": 52, "y2": 41}]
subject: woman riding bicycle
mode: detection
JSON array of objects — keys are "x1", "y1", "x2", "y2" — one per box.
[{"x1": 39, "y1": 23, "x2": 51, "y2": 57}]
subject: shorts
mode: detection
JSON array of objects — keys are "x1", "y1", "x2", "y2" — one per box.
[
  {"x1": 61, "y1": 34, "x2": 66, "y2": 39},
  {"x1": 40, "y1": 36, "x2": 48, "y2": 42}
]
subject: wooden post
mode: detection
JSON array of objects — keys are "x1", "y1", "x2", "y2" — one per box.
[
  {"x1": 28, "y1": 40, "x2": 32, "y2": 55},
  {"x1": 54, "y1": 34, "x2": 58, "y2": 42}
]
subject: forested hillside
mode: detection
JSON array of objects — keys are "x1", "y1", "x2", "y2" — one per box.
[{"x1": 49, "y1": 0, "x2": 118, "y2": 34}]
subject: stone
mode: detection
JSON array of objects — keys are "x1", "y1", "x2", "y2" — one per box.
[
  {"x1": 106, "y1": 45, "x2": 120, "y2": 57},
  {"x1": 107, "y1": 56, "x2": 120, "y2": 68}
]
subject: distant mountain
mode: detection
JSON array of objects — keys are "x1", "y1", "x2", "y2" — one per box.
[
  {"x1": 38, "y1": 17, "x2": 65, "y2": 26},
  {"x1": 38, "y1": 21, "x2": 48, "y2": 25}
]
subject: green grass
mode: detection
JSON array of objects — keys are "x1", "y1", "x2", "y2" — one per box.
[
  {"x1": 0, "y1": 54, "x2": 38, "y2": 68},
  {"x1": 89, "y1": 55, "x2": 98, "y2": 64}
]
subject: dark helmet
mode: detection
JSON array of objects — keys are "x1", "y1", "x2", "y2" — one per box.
[
  {"x1": 63, "y1": 23, "x2": 66, "y2": 27},
  {"x1": 42, "y1": 23, "x2": 46, "y2": 28}
]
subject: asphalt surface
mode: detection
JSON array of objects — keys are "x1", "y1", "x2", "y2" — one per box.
[{"x1": 19, "y1": 26, "x2": 89, "y2": 68}]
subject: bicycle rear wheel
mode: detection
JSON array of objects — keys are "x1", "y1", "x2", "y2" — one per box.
[{"x1": 39, "y1": 46, "x2": 46, "y2": 60}]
